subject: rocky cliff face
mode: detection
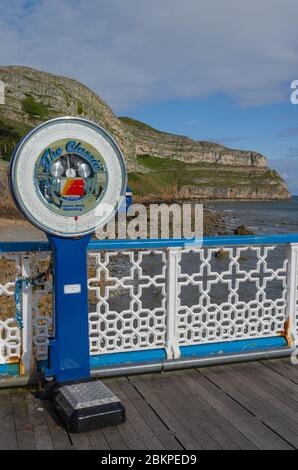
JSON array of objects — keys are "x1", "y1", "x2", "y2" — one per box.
[
  {"x1": 120, "y1": 117, "x2": 268, "y2": 168},
  {"x1": 120, "y1": 117, "x2": 289, "y2": 200},
  {"x1": 176, "y1": 184, "x2": 289, "y2": 201},
  {"x1": 0, "y1": 65, "x2": 137, "y2": 169},
  {"x1": 0, "y1": 66, "x2": 290, "y2": 201}
]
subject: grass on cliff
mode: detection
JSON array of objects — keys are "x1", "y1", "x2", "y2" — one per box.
[
  {"x1": 128, "y1": 155, "x2": 284, "y2": 199},
  {"x1": 137, "y1": 154, "x2": 190, "y2": 170},
  {"x1": 119, "y1": 117, "x2": 167, "y2": 134},
  {"x1": 0, "y1": 118, "x2": 32, "y2": 160},
  {"x1": 22, "y1": 94, "x2": 52, "y2": 119}
]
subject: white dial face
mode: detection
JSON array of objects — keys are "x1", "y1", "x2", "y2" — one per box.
[{"x1": 9, "y1": 117, "x2": 127, "y2": 237}]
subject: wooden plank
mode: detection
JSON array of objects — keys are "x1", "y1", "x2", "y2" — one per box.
[
  {"x1": 164, "y1": 372, "x2": 251, "y2": 450},
  {"x1": 26, "y1": 393, "x2": 54, "y2": 450},
  {"x1": 68, "y1": 431, "x2": 92, "y2": 450},
  {"x1": 102, "y1": 426, "x2": 129, "y2": 450},
  {"x1": 116, "y1": 377, "x2": 183, "y2": 450},
  {"x1": 11, "y1": 393, "x2": 36, "y2": 450},
  {"x1": 115, "y1": 419, "x2": 148, "y2": 450},
  {"x1": 86, "y1": 429, "x2": 110, "y2": 450},
  {"x1": 108, "y1": 378, "x2": 163, "y2": 450},
  {"x1": 263, "y1": 359, "x2": 298, "y2": 384},
  {"x1": 181, "y1": 368, "x2": 290, "y2": 450},
  {"x1": 0, "y1": 392, "x2": 18, "y2": 450},
  {"x1": 243, "y1": 361, "x2": 298, "y2": 402},
  {"x1": 235, "y1": 362, "x2": 298, "y2": 412},
  {"x1": 156, "y1": 373, "x2": 234, "y2": 449},
  {"x1": 213, "y1": 364, "x2": 298, "y2": 429},
  {"x1": 143, "y1": 373, "x2": 226, "y2": 450},
  {"x1": 43, "y1": 400, "x2": 72, "y2": 450},
  {"x1": 132, "y1": 373, "x2": 223, "y2": 449},
  {"x1": 130, "y1": 375, "x2": 202, "y2": 450},
  {"x1": 200, "y1": 366, "x2": 295, "y2": 449},
  {"x1": 176, "y1": 370, "x2": 257, "y2": 450},
  {"x1": 210, "y1": 365, "x2": 298, "y2": 449}
]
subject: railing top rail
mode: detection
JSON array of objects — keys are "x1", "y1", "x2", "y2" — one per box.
[{"x1": 0, "y1": 233, "x2": 298, "y2": 253}]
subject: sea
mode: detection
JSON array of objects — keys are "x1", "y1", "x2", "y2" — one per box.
[{"x1": 206, "y1": 196, "x2": 298, "y2": 236}]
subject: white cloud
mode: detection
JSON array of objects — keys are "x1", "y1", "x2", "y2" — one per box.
[{"x1": 1, "y1": 0, "x2": 298, "y2": 111}]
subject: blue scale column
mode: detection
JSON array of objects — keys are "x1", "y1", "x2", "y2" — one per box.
[{"x1": 45, "y1": 234, "x2": 91, "y2": 382}]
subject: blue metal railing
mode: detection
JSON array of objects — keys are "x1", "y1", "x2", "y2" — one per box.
[
  {"x1": 1, "y1": 233, "x2": 298, "y2": 253},
  {"x1": 0, "y1": 233, "x2": 297, "y2": 381}
]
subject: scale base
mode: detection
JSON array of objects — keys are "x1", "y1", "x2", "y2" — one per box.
[{"x1": 54, "y1": 380, "x2": 125, "y2": 433}]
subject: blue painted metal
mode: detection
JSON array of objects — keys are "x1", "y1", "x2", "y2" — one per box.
[
  {"x1": 0, "y1": 241, "x2": 50, "y2": 253},
  {"x1": 45, "y1": 234, "x2": 91, "y2": 382},
  {"x1": 0, "y1": 363, "x2": 19, "y2": 376},
  {"x1": 180, "y1": 336, "x2": 288, "y2": 358},
  {"x1": 37, "y1": 349, "x2": 166, "y2": 370},
  {"x1": 42, "y1": 337, "x2": 287, "y2": 372},
  {"x1": 15, "y1": 278, "x2": 23, "y2": 328},
  {"x1": 36, "y1": 360, "x2": 47, "y2": 372},
  {"x1": 118, "y1": 186, "x2": 133, "y2": 213},
  {"x1": 90, "y1": 348, "x2": 166, "y2": 368},
  {"x1": 88, "y1": 233, "x2": 298, "y2": 250},
  {"x1": 125, "y1": 185, "x2": 133, "y2": 209},
  {"x1": 2, "y1": 233, "x2": 298, "y2": 254},
  {"x1": 201, "y1": 233, "x2": 298, "y2": 247}
]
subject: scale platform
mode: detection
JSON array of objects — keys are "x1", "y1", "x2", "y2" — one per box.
[{"x1": 54, "y1": 380, "x2": 125, "y2": 433}]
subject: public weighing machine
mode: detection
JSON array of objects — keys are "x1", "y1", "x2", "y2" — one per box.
[{"x1": 9, "y1": 117, "x2": 127, "y2": 432}]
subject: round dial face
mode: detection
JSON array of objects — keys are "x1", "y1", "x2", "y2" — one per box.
[{"x1": 9, "y1": 117, "x2": 127, "y2": 237}]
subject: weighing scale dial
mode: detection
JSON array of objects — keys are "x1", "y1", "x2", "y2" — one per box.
[{"x1": 9, "y1": 117, "x2": 127, "y2": 237}]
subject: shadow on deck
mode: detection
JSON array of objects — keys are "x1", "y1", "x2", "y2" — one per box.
[{"x1": 1, "y1": 358, "x2": 298, "y2": 450}]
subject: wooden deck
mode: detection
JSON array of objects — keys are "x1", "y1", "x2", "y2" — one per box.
[{"x1": 1, "y1": 358, "x2": 298, "y2": 450}]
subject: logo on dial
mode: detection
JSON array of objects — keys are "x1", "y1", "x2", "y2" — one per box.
[{"x1": 35, "y1": 139, "x2": 107, "y2": 217}]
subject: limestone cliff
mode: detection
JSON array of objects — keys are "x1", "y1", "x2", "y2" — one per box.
[
  {"x1": 120, "y1": 117, "x2": 268, "y2": 168},
  {"x1": 120, "y1": 118, "x2": 289, "y2": 201}
]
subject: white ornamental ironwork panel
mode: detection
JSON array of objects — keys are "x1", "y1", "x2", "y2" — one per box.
[
  {"x1": 177, "y1": 245, "x2": 288, "y2": 346},
  {"x1": 31, "y1": 254, "x2": 52, "y2": 361},
  {"x1": 0, "y1": 254, "x2": 21, "y2": 364},
  {"x1": 294, "y1": 247, "x2": 298, "y2": 344},
  {"x1": 286, "y1": 243, "x2": 298, "y2": 346},
  {"x1": 88, "y1": 250, "x2": 167, "y2": 354}
]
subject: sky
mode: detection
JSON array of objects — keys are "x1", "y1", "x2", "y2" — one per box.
[{"x1": 1, "y1": 0, "x2": 298, "y2": 192}]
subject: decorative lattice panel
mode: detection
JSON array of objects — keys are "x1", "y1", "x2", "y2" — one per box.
[
  {"x1": 177, "y1": 245, "x2": 288, "y2": 346},
  {"x1": 295, "y1": 251, "x2": 298, "y2": 344},
  {"x1": 287, "y1": 243, "x2": 298, "y2": 346},
  {"x1": 0, "y1": 242, "x2": 292, "y2": 369},
  {"x1": 31, "y1": 253, "x2": 52, "y2": 361},
  {"x1": 88, "y1": 250, "x2": 167, "y2": 354},
  {"x1": 0, "y1": 254, "x2": 21, "y2": 364}
]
